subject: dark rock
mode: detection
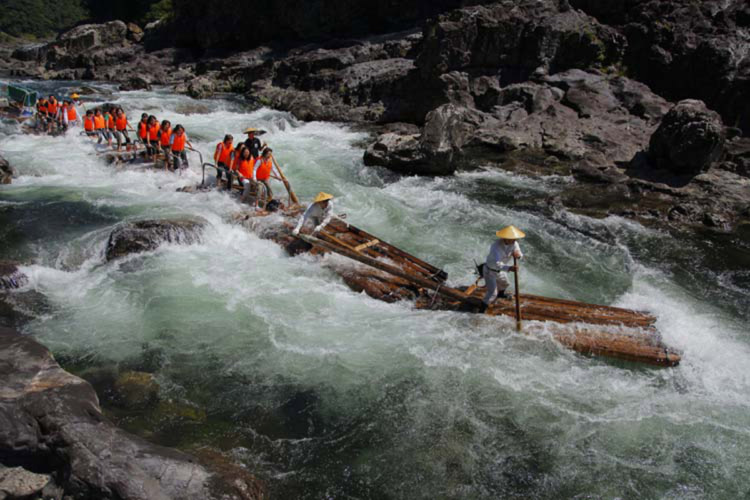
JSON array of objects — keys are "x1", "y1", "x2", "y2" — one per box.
[
  {"x1": 0, "y1": 261, "x2": 27, "y2": 290},
  {"x1": 186, "y1": 76, "x2": 216, "y2": 99},
  {"x1": 105, "y1": 218, "x2": 207, "y2": 261},
  {"x1": 119, "y1": 75, "x2": 152, "y2": 91},
  {"x1": 648, "y1": 99, "x2": 726, "y2": 174},
  {"x1": 0, "y1": 155, "x2": 16, "y2": 184},
  {"x1": 0, "y1": 327, "x2": 265, "y2": 499},
  {"x1": 126, "y1": 22, "x2": 144, "y2": 43},
  {"x1": 416, "y1": 2, "x2": 625, "y2": 82},
  {"x1": 112, "y1": 371, "x2": 159, "y2": 410}
]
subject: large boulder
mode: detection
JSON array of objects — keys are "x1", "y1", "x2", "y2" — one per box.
[
  {"x1": 0, "y1": 261, "x2": 27, "y2": 290},
  {"x1": 105, "y1": 218, "x2": 207, "y2": 261},
  {"x1": 416, "y1": 1, "x2": 624, "y2": 82},
  {"x1": 648, "y1": 100, "x2": 726, "y2": 174},
  {"x1": 57, "y1": 21, "x2": 129, "y2": 53},
  {"x1": 0, "y1": 154, "x2": 16, "y2": 184},
  {"x1": 0, "y1": 327, "x2": 264, "y2": 499}
]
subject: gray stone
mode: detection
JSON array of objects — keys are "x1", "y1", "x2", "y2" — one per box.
[
  {"x1": 648, "y1": 99, "x2": 726, "y2": 174},
  {"x1": 105, "y1": 218, "x2": 207, "y2": 261},
  {"x1": 0, "y1": 466, "x2": 50, "y2": 498},
  {"x1": 0, "y1": 327, "x2": 265, "y2": 499}
]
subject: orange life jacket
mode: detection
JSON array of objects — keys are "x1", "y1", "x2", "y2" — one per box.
[
  {"x1": 138, "y1": 121, "x2": 148, "y2": 139},
  {"x1": 160, "y1": 128, "x2": 172, "y2": 146},
  {"x1": 171, "y1": 133, "x2": 186, "y2": 152},
  {"x1": 254, "y1": 158, "x2": 273, "y2": 181},
  {"x1": 115, "y1": 114, "x2": 127, "y2": 131},
  {"x1": 216, "y1": 142, "x2": 233, "y2": 165},
  {"x1": 238, "y1": 158, "x2": 254, "y2": 178},
  {"x1": 93, "y1": 115, "x2": 105, "y2": 129},
  {"x1": 67, "y1": 107, "x2": 77, "y2": 121},
  {"x1": 106, "y1": 114, "x2": 116, "y2": 129},
  {"x1": 84, "y1": 117, "x2": 94, "y2": 131},
  {"x1": 47, "y1": 99, "x2": 58, "y2": 115},
  {"x1": 148, "y1": 123, "x2": 160, "y2": 141}
]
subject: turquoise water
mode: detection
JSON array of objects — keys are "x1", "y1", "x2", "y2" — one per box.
[{"x1": 1, "y1": 82, "x2": 749, "y2": 499}]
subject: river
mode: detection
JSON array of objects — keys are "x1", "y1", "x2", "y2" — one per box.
[{"x1": 1, "y1": 82, "x2": 749, "y2": 499}]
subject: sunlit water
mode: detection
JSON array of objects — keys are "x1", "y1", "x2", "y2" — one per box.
[{"x1": 1, "y1": 82, "x2": 749, "y2": 499}]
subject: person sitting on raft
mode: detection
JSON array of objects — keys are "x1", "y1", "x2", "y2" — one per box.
[
  {"x1": 213, "y1": 134, "x2": 234, "y2": 189},
  {"x1": 251, "y1": 148, "x2": 277, "y2": 208},
  {"x1": 170, "y1": 125, "x2": 192, "y2": 171},
  {"x1": 104, "y1": 108, "x2": 117, "y2": 148},
  {"x1": 93, "y1": 109, "x2": 107, "y2": 144},
  {"x1": 137, "y1": 113, "x2": 149, "y2": 150},
  {"x1": 114, "y1": 108, "x2": 131, "y2": 152},
  {"x1": 83, "y1": 110, "x2": 97, "y2": 137},
  {"x1": 235, "y1": 146, "x2": 255, "y2": 201},
  {"x1": 147, "y1": 115, "x2": 160, "y2": 160},
  {"x1": 46, "y1": 95, "x2": 58, "y2": 133},
  {"x1": 292, "y1": 192, "x2": 335, "y2": 236},
  {"x1": 479, "y1": 225, "x2": 525, "y2": 313},
  {"x1": 64, "y1": 100, "x2": 79, "y2": 130},
  {"x1": 159, "y1": 119, "x2": 172, "y2": 166}
]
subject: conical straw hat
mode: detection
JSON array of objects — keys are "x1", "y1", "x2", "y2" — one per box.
[
  {"x1": 313, "y1": 192, "x2": 334, "y2": 203},
  {"x1": 495, "y1": 225, "x2": 526, "y2": 239}
]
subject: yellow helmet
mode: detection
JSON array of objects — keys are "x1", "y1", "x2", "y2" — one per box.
[
  {"x1": 495, "y1": 225, "x2": 526, "y2": 240},
  {"x1": 70, "y1": 93, "x2": 80, "y2": 99},
  {"x1": 313, "y1": 192, "x2": 334, "y2": 203}
]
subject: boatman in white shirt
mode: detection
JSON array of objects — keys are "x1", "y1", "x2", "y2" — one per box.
[
  {"x1": 292, "y1": 192, "x2": 335, "y2": 236},
  {"x1": 480, "y1": 225, "x2": 525, "y2": 313}
]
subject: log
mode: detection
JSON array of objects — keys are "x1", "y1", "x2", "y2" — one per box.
[{"x1": 297, "y1": 233, "x2": 481, "y2": 307}]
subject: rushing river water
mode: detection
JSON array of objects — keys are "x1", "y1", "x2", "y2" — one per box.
[{"x1": 1, "y1": 82, "x2": 749, "y2": 499}]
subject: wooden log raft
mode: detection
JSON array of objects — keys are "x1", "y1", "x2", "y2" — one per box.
[{"x1": 228, "y1": 207, "x2": 681, "y2": 367}]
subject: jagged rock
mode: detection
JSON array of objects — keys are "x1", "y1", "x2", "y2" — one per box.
[
  {"x1": 0, "y1": 155, "x2": 15, "y2": 184},
  {"x1": 0, "y1": 466, "x2": 51, "y2": 498},
  {"x1": 113, "y1": 371, "x2": 160, "y2": 410},
  {"x1": 119, "y1": 75, "x2": 152, "y2": 91},
  {"x1": 105, "y1": 218, "x2": 206, "y2": 261},
  {"x1": 0, "y1": 327, "x2": 265, "y2": 499},
  {"x1": 416, "y1": 2, "x2": 624, "y2": 82},
  {"x1": 58, "y1": 21, "x2": 128, "y2": 52},
  {"x1": 186, "y1": 76, "x2": 216, "y2": 99},
  {"x1": 648, "y1": 99, "x2": 726, "y2": 174},
  {"x1": 127, "y1": 22, "x2": 144, "y2": 43},
  {"x1": 0, "y1": 261, "x2": 27, "y2": 290}
]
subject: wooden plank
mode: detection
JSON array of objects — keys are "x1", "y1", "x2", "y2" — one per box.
[{"x1": 354, "y1": 239, "x2": 379, "y2": 252}]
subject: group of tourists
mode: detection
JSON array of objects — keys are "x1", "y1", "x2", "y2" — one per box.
[
  {"x1": 35, "y1": 94, "x2": 82, "y2": 133},
  {"x1": 211, "y1": 127, "x2": 282, "y2": 208}
]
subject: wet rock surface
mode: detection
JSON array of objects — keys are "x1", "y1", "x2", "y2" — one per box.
[
  {"x1": 0, "y1": 155, "x2": 15, "y2": 185},
  {"x1": 105, "y1": 218, "x2": 207, "y2": 261},
  {"x1": 0, "y1": 327, "x2": 265, "y2": 500},
  {"x1": 0, "y1": 261, "x2": 27, "y2": 290}
]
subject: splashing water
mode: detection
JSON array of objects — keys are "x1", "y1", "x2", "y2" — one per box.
[{"x1": 1, "y1": 82, "x2": 749, "y2": 499}]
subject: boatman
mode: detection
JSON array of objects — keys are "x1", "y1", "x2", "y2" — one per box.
[
  {"x1": 244, "y1": 127, "x2": 264, "y2": 158},
  {"x1": 480, "y1": 225, "x2": 525, "y2": 313},
  {"x1": 293, "y1": 192, "x2": 335, "y2": 236}
]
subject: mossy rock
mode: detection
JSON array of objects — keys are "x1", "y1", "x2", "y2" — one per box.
[
  {"x1": 113, "y1": 371, "x2": 159, "y2": 410},
  {"x1": 154, "y1": 400, "x2": 207, "y2": 423}
]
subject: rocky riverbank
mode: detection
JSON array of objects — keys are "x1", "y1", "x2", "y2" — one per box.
[
  {"x1": 2, "y1": 1, "x2": 748, "y2": 236},
  {"x1": 0, "y1": 326, "x2": 265, "y2": 500}
]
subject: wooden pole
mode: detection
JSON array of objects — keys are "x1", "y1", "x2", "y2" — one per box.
[
  {"x1": 513, "y1": 256, "x2": 522, "y2": 331},
  {"x1": 297, "y1": 233, "x2": 481, "y2": 307},
  {"x1": 271, "y1": 155, "x2": 300, "y2": 205}
]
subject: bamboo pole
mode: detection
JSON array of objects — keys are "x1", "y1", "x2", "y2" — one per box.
[
  {"x1": 513, "y1": 256, "x2": 522, "y2": 331},
  {"x1": 297, "y1": 233, "x2": 481, "y2": 307},
  {"x1": 271, "y1": 155, "x2": 299, "y2": 205}
]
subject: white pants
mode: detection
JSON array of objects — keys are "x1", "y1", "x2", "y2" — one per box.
[{"x1": 483, "y1": 267, "x2": 510, "y2": 305}]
